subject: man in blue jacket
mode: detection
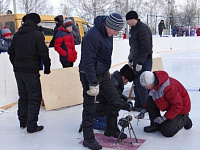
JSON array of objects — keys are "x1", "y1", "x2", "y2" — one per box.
[{"x1": 79, "y1": 13, "x2": 132, "y2": 150}]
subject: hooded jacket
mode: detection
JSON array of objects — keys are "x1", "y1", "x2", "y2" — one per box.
[
  {"x1": 49, "y1": 15, "x2": 63, "y2": 47},
  {"x1": 54, "y1": 26, "x2": 77, "y2": 62},
  {"x1": 79, "y1": 16, "x2": 113, "y2": 84},
  {"x1": 8, "y1": 20, "x2": 51, "y2": 74},
  {"x1": 149, "y1": 71, "x2": 191, "y2": 120}
]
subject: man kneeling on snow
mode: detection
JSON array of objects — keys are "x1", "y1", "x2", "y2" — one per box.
[{"x1": 137, "y1": 71, "x2": 192, "y2": 137}]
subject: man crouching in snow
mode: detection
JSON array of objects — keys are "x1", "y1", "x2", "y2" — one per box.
[{"x1": 136, "y1": 71, "x2": 192, "y2": 137}]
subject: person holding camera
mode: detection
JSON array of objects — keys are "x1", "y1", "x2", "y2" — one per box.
[
  {"x1": 79, "y1": 13, "x2": 133, "y2": 150},
  {"x1": 137, "y1": 71, "x2": 192, "y2": 137},
  {"x1": 94, "y1": 64, "x2": 137, "y2": 130}
]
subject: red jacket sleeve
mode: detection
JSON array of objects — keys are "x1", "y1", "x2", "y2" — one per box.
[{"x1": 54, "y1": 37, "x2": 67, "y2": 57}]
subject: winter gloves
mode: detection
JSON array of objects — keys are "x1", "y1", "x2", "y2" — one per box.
[
  {"x1": 87, "y1": 83, "x2": 99, "y2": 96},
  {"x1": 44, "y1": 67, "x2": 51, "y2": 74},
  {"x1": 154, "y1": 116, "x2": 166, "y2": 124},
  {"x1": 136, "y1": 64, "x2": 142, "y2": 72},
  {"x1": 127, "y1": 99, "x2": 134, "y2": 111},
  {"x1": 135, "y1": 109, "x2": 146, "y2": 119},
  {"x1": 128, "y1": 61, "x2": 142, "y2": 72}
]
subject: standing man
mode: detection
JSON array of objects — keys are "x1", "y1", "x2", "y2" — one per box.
[
  {"x1": 126, "y1": 11, "x2": 153, "y2": 111},
  {"x1": 139, "y1": 71, "x2": 192, "y2": 137},
  {"x1": 8, "y1": 13, "x2": 51, "y2": 133},
  {"x1": 79, "y1": 13, "x2": 132, "y2": 150},
  {"x1": 49, "y1": 15, "x2": 63, "y2": 47},
  {"x1": 158, "y1": 20, "x2": 166, "y2": 37}
]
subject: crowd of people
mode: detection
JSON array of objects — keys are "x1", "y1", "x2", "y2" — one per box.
[
  {"x1": 172, "y1": 24, "x2": 200, "y2": 37},
  {"x1": 0, "y1": 10, "x2": 193, "y2": 150}
]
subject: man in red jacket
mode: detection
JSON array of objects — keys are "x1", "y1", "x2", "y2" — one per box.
[{"x1": 138, "y1": 71, "x2": 192, "y2": 137}]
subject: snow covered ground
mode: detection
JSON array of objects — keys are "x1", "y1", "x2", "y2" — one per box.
[{"x1": 0, "y1": 50, "x2": 200, "y2": 150}]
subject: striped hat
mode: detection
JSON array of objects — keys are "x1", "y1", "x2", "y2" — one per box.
[
  {"x1": 63, "y1": 18, "x2": 73, "y2": 28},
  {"x1": 1, "y1": 27, "x2": 11, "y2": 37},
  {"x1": 105, "y1": 13, "x2": 124, "y2": 31}
]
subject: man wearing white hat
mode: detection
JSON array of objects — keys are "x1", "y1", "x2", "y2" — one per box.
[{"x1": 138, "y1": 70, "x2": 192, "y2": 137}]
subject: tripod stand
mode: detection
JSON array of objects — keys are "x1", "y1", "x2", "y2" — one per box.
[{"x1": 116, "y1": 116, "x2": 138, "y2": 147}]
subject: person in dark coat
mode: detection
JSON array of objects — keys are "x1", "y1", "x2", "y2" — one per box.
[
  {"x1": 49, "y1": 15, "x2": 63, "y2": 47},
  {"x1": 54, "y1": 18, "x2": 77, "y2": 68},
  {"x1": 138, "y1": 71, "x2": 192, "y2": 137},
  {"x1": 94, "y1": 64, "x2": 137, "y2": 130},
  {"x1": 79, "y1": 13, "x2": 131, "y2": 150},
  {"x1": 126, "y1": 11, "x2": 153, "y2": 112},
  {"x1": 0, "y1": 27, "x2": 12, "y2": 53},
  {"x1": 158, "y1": 20, "x2": 166, "y2": 37},
  {"x1": 8, "y1": 13, "x2": 51, "y2": 133}
]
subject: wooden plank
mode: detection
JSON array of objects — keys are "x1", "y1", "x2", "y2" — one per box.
[
  {"x1": 40, "y1": 67, "x2": 83, "y2": 110},
  {"x1": 0, "y1": 101, "x2": 18, "y2": 110}
]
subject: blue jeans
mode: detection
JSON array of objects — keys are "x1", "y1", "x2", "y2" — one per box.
[{"x1": 133, "y1": 58, "x2": 152, "y2": 108}]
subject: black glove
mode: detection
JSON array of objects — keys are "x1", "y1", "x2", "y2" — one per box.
[
  {"x1": 135, "y1": 109, "x2": 146, "y2": 119},
  {"x1": 44, "y1": 67, "x2": 51, "y2": 74}
]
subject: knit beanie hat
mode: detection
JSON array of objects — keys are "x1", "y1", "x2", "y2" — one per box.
[
  {"x1": 63, "y1": 18, "x2": 73, "y2": 28},
  {"x1": 120, "y1": 64, "x2": 137, "y2": 82},
  {"x1": 140, "y1": 71, "x2": 155, "y2": 86},
  {"x1": 105, "y1": 13, "x2": 124, "y2": 31},
  {"x1": 1, "y1": 27, "x2": 12, "y2": 37},
  {"x1": 26, "y1": 13, "x2": 41, "y2": 24},
  {"x1": 126, "y1": 11, "x2": 138, "y2": 20}
]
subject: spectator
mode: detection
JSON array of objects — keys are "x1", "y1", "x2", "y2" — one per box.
[
  {"x1": 54, "y1": 18, "x2": 77, "y2": 68},
  {"x1": 0, "y1": 27, "x2": 12, "y2": 53},
  {"x1": 49, "y1": 15, "x2": 63, "y2": 47},
  {"x1": 8, "y1": 13, "x2": 51, "y2": 133},
  {"x1": 158, "y1": 20, "x2": 166, "y2": 37},
  {"x1": 126, "y1": 11, "x2": 153, "y2": 112}
]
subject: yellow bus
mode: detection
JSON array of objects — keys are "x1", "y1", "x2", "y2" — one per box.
[{"x1": 0, "y1": 14, "x2": 90, "y2": 45}]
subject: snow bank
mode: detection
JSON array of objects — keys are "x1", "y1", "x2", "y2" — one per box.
[{"x1": 1, "y1": 37, "x2": 200, "y2": 107}]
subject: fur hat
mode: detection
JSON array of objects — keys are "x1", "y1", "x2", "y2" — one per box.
[
  {"x1": 63, "y1": 18, "x2": 73, "y2": 28},
  {"x1": 120, "y1": 64, "x2": 137, "y2": 82},
  {"x1": 140, "y1": 71, "x2": 155, "y2": 86},
  {"x1": 105, "y1": 13, "x2": 124, "y2": 31},
  {"x1": 1, "y1": 27, "x2": 11, "y2": 37},
  {"x1": 126, "y1": 11, "x2": 138, "y2": 20},
  {"x1": 26, "y1": 13, "x2": 41, "y2": 24}
]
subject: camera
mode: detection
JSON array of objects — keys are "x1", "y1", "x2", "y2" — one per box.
[{"x1": 118, "y1": 115, "x2": 133, "y2": 128}]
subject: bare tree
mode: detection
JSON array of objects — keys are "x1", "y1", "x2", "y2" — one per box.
[
  {"x1": 69, "y1": 0, "x2": 114, "y2": 23},
  {"x1": 18, "y1": 0, "x2": 53, "y2": 14},
  {"x1": 59, "y1": 3, "x2": 72, "y2": 16},
  {"x1": 0, "y1": 0, "x2": 10, "y2": 14}
]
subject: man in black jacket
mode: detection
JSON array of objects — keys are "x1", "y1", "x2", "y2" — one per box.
[
  {"x1": 49, "y1": 15, "x2": 63, "y2": 47},
  {"x1": 126, "y1": 11, "x2": 153, "y2": 112},
  {"x1": 8, "y1": 13, "x2": 51, "y2": 133},
  {"x1": 79, "y1": 13, "x2": 130, "y2": 150},
  {"x1": 94, "y1": 64, "x2": 137, "y2": 130}
]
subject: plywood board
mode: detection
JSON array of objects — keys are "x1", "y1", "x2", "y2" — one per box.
[
  {"x1": 152, "y1": 57, "x2": 164, "y2": 71},
  {"x1": 40, "y1": 67, "x2": 83, "y2": 110}
]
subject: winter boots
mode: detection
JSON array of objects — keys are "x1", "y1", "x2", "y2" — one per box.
[
  {"x1": 184, "y1": 115, "x2": 192, "y2": 130},
  {"x1": 27, "y1": 125, "x2": 44, "y2": 133},
  {"x1": 144, "y1": 122, "x2": 159, "y2": 133},
  {"x1": 83, "y1": 139, "x2": 102, "y2": 150},
  {"x1": 104, "y1": 116, "x2": 127, "y2": 140}
]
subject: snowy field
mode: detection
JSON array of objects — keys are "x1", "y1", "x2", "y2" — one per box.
[{"x1": 0, "y1": 50, "x2": 200, "y2": 150}]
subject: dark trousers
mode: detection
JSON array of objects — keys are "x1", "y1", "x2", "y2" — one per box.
[
  {"x1": 147, "y1": 96, "x2": 188, "y2": 137},
  {"x1": 79, "y1": 72, "x2": 121, "y2": 141},
  {"x1": 61, "y1": 61, "x2": 73, "y2": 68},
  {"x1": 133, "y1": 58, "x2": 152, "y2": 108},
  {"x1": 15, "y1": 72, "x2": 42, "y2": 131},
  {"x1": 159, "y1": 30, "x2": 163, "y2": 37}
]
